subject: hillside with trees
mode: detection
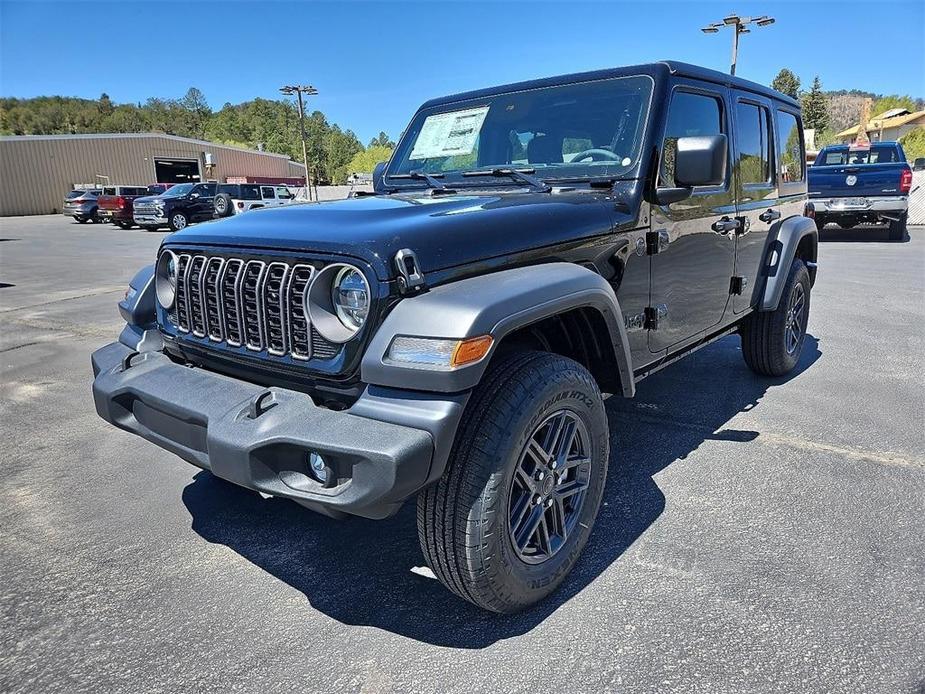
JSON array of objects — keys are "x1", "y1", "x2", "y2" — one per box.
[{"x1": 0, "y1": 88, "x2": 394, "y2": 184}]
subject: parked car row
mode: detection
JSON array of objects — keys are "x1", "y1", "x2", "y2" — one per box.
[{"x1": 63, "y1": 181, "x2": 298, "y2": 231}]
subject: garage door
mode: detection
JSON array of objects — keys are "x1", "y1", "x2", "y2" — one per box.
[{"x1": 155, "y1": 158, "x2": 201, "y2": 184}]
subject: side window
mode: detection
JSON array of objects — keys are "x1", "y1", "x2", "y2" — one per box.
[
  {"x1": 736, "y1": 102, "x2": 771, "y2": 186},
  {"x1": 775, "y1": 110, "x2": 804, "y2": 184},
  {"x1": 103, "y1": 187, "x2": 116, "y2": 196},
  {"x1": 261, "y1": 186, "x2": 275, "y2": 199},
  {"x1": 276, "y1": 187, "x2": 293, "y2": 199},
  {"x1": 193, "y1": 184, "x2": 212, "y2": 196},
  {"x1": 660, "y1": 91, "x2": 724, "y2": 187}
]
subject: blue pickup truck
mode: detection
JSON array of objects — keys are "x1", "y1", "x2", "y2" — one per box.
[{"x1": 809, "y1": 141, "x2": 913, "y2": 240}]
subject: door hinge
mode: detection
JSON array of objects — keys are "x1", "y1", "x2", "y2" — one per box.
[
  {"x1": 729, "y1": 275, "x2": 748, "y2": 295},
  {"x1": 644, "y1": 303, "x2": 667, "y2": 330},
  {"x1": 645, "y1": 229, "x2": 670, "y2": 255}
]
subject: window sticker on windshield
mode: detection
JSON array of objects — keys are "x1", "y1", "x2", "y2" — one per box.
[{"x1": 409, "y1": 106, "x2": 489, "y2": 160}]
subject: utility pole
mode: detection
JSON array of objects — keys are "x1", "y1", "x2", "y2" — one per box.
[
  {"x1": 280, "y1": 84, "x2": 318, "y2": 201},
  {"x1": 701, "y1": 14, "x2": 775, "y2": 76}
]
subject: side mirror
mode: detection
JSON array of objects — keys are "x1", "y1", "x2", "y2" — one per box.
[
  {"x1": 675, "y1": 134, "x2": 727, "y2": 187},
  {"x1": 190, "y1": 192, "x2": 200, "y2": 199},
  {"x1": 372, "y1": 161, "x2": 388, "y2": 194}
]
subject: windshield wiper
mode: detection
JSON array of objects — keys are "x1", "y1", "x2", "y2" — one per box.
[
  {"x1": 388, "y1": 170, "x2": 457, "y2": 194},
  {"x1": 462, "y1": 168, "x2": 552, "y2": 193}
]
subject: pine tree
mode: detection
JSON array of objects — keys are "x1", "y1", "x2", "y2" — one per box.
[
  {"x1": 771, "y1": 69, "x2": 801, "y2": 99},
  {"x1": 802, "y1": 76, "x2": 830, "y2": 132}
]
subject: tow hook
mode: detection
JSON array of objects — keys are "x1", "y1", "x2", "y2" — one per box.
[{"x1": 394, "y1": 248, "x2": 427, "y2": 295}]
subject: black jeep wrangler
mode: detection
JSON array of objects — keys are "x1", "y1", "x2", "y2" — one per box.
[{"x1": 92, "y1": 61, "x2": 817, "y2": 613}]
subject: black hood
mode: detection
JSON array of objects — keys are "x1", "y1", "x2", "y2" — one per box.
[{"x1": 163, "y1": 187, "x2": 640, "y2": 280}]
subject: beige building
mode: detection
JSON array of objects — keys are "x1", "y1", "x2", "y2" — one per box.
[
  {"x1": 0, "y1": 133, "x2": 306, "y2": 216},
  {"x1": 835, "y1": 108, "x2": 925, "y2": 145}
]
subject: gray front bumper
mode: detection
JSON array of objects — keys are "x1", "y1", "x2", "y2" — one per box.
[
  {"x1": 91, "y1": 342, "x2": 466, "y2": 518},
  {"x1": 133, "y1": 214, "x2": 168, "y2": 226}
]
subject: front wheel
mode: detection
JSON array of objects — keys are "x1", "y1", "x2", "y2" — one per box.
[
  {"x1": 169, "y1": 212, "x2": 188, "y2": 231},
  {"x1": 417, "y1": 351, "x2": 609, "y2": 613},
  {"x1": 740, "y1": 259, "x2": 811, "y2": 377}
]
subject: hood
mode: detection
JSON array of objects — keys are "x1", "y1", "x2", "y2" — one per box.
[
  {"x1": 164, "y1": 187, "x2": 639, "y2": 280},
  {"x1": 134, "y1": 194, "x2": 169, "y2": 204}
]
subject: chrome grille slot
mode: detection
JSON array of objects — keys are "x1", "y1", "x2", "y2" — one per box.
[
  {"x1": 203, "y1": 257, "x2": 225, "y2": 342},
  {"x1": 187, "y1": 255, "x2": 207, "y2": 337},
  {"x1": 263, "y1": 263, "x2": 289, "y2": 355},
  {"x1": 286, "y1": 265, "x2": 315, "y2": 360},
  {"x1": 240, "y1": 261, "x2": 266, "y2": 351},
  {"x1": 219, "y1": 260, "x2": 244, "y2": 346},
  {"x1": 175, "y1": 254, "x2": 191, "y2": 333}
]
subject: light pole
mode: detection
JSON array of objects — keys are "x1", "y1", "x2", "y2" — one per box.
[
  {"x1": 701, "y1": 14, "x2": 775, "y2": 76},
  {"x1": 280, "y1": 84, "x2": 318, "y2": 201}
]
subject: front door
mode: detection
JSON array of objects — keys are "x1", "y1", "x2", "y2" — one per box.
[
  {"x1": 648, "y1": 85, "x2": 737, "y2": 354},
  {"x1": 732, "y1": 93, "x2": 778, "y2": 313}
]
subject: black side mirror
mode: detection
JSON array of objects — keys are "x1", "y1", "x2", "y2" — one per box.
[
  {"x1": 372, "y1": 161, "x2": 388, "y2": 194},
  {"x1": 655, "y1": 135, "x2": 728, "y2": 205}
]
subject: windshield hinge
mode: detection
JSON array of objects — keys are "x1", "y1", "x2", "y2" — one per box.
[{"x1": 394, "y1": 248, "x2": 427, "y2": 295}]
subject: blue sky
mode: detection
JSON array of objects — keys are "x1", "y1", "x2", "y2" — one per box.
[{"x1": 1, "y1": 0, "x2": 922, "y2": 144}]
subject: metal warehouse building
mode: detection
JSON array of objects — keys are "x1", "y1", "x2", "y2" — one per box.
[{"x1": 0, "y1": 133, "x2": 306, "y2": 216}]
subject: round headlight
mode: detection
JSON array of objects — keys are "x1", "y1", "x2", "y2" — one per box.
[
  {"x1": 332, "y1": 266, "x2": 369, "y2": 331},
  {"x1": 155, "y1": 249, "x2": 178, "y2": 308},
  {"x1": 306, "y1": 263, "x2": 370, "y2": 343}
]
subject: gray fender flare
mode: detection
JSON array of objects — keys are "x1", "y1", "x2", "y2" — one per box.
[
  {"x1": 362, "y1": 262, "x2": 634, "y2": 397},
  {"x1": 116, "y1": 264, "x2": 163, "y2": 352},
  {"x1": 760, "y1": 215, "x2": 818, "y2": 311}
]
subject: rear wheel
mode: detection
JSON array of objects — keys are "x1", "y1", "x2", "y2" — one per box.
[
  {"x1": 889, "y1": 212, "x2": 907, "y2": 241},
  {"x1": 417, "y1": 351, "x2": 609, "y2": 613},
  {"x1": 740, "y1": 259, "x2": 811, "y2": 377},
  {"x1": 75, "y1": 216, "x2": 89, "y2": 224}
]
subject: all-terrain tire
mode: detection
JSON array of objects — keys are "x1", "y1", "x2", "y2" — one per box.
[
  {"x1": 889, "y1": 212, "x2": 907, "y2": 241},
  {"x1": 214, "y1": 193, "x2": 233, "y2": 218},
  {"x1": 416, "y1": 350, "x2": 609, "y2": 613},
  {"x1": 740, "y1": 259, "x2": 811, "y2": 377}
]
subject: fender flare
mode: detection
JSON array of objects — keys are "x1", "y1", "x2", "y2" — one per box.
[
  {"x1": 116, "y1": 264, "x2": 164, "y2": 352},
  {"x1": 760, "y1": 215, "x2": 818, "y2": 311},
  {"x1": 362, "y1": 262, "x2": 635, "y2": 397}
]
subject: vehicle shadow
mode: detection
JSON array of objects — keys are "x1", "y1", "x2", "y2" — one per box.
[
  {"x1": 818, "y1": 224, "x2": 907, "y2": 243},
  {"x1": 183, "y1": 333, "x2": 821, "y2": 648}
]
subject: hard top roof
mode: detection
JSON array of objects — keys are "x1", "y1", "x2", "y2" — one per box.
[{"x1": 419, "y1": 60, "x2": 799, "y2": 110}]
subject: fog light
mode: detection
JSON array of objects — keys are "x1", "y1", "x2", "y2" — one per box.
[{"x1": 308, "y1": 452, "x2": 329, "y2": 484}]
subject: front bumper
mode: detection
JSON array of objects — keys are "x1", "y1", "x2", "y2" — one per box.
[
  {"x1": 815, "y1": 195, "x2": 908, "y2": 217},
  {"x1": 91, "y1": 341, "x2": 465, "y2": 519},
  {"x1": 133, "y1": 213, "x2": 168, "y2": 226}
]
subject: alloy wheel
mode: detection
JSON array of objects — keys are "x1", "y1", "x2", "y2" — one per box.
[
  {"x1": 785, "y1": 282, "x2": 806, "y2": 355},
  {"x1": 508, "y1": 409, "x2": 592, "y2": 564}
]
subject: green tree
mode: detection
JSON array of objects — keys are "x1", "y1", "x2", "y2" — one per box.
[
  {"x1": 368, "y1": 131, "x2": 395, "y2": 148},
  {"x1": 346, "y1": 145, "x2": 394, "y2": 175},
  {"x1": 900, "y1": 128, "x2": 925, "y2": 161},
  {"x1": 180, "y1": 87, "x2": 211, "y2": 139},
  {"x1": 872, "y1": 94, "x2": 918, "y2": 116},
  {"x1": 801, "y1": 76, "x2": 829, "y2": 132},
  {"x1": 323, "y1": 126, "x2": 363, "y2": 184},
  {"x1": 771, "y1": 68, "x2": 801, "y2": 99}
]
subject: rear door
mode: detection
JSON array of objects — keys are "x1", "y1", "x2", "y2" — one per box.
[
  {"x1": 261, "y1": 186, "x2": 277, "y2": 206},
  {"x1": 732, "y1": 93, "x2": 777, "y2": 313},
  {"x1": 648, "y1": 83, "x2": 737, "y2": 354}
]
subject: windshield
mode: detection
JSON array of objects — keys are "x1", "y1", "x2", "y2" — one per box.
[
  {"x1": 388, "y1": 75, "x2": 653, "y2": 184},
  {"x1": 161, "y1": 183, "x2": 194, "y2": 197}
]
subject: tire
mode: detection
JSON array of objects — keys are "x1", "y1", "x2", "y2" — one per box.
[
  {"x1": 740, "y1": 259, "x2": 811, "y2": 377},
  {"x1": 814, "y1": 216, "x2": 826, "y2": 231},
  {"x1": 837, "y1": 220, "x2": 856, "y2": 229},
  {"x1": 889, "y1": 212, "x2": 907, "y2": 241},
  {"x1": 75, "y1": 216, "x2": 89, "y2": 224},
  {"x1": 115, "y1": 220, "x2": 130, "y2": 230},
  {"x1": 168, "y1": 211, "x2": 188, "y2": 231},
  {"x1": 417, "y1": 351, "x2": 609, "y2": 613},
  {"x1": 213, "y1": 194, "x2": 233, "y2": 218}
]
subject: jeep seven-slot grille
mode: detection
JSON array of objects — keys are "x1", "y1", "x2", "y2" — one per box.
[{"x1": 167, "y1": 251, "x2": 340, "y2": 362}]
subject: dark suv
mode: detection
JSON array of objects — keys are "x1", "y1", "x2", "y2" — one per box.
[
  {"x1": 132, "y1": 182, "x2": 217, "y2": 231},
  {"x1": 92, "y1": 61, "x2": 817, "y2": 613}
]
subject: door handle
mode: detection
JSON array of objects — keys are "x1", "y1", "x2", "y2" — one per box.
[
  {"x1": 758, "y1": 208, "x2": 781, "y2": 223},
  {"x1": 711, "y1": 216, "x2": 741, "y2": 234}
]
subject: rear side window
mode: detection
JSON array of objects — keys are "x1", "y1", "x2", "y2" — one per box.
[
  {"x1": 660, "y1": 91, "x2": 724, "y2": 187},
  {"x1": 241, "y1": 185, "x2": 260, "y2": 200},
  {"x1": 736, "y1": 102, "x2": 771, "y2": 185},
  {"x1": 775, "y1": 110, "x2": 804, "y2": 183}
]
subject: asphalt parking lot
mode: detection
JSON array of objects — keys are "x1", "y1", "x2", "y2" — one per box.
[{"x1": 1, "y1": 215, "x2": 923, "y2": 694}]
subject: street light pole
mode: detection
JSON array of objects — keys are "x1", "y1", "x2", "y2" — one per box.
[
  {"x1": 280, "y1": 84, "x2": 318, "y2": 201},
  {"x1": 701, "y1": 14, "x2": 775, "y2": 76}
]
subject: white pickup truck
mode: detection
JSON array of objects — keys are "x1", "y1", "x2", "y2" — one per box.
[{"x1": 213, "y1": 183, "x2": 298, "y2": 218}]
